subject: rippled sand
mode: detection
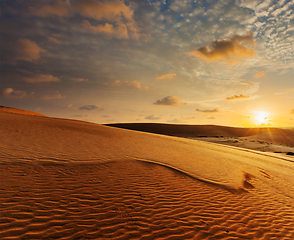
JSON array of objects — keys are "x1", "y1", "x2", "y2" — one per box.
[{"x1": 1, "y1": 107, "x2": 294, "y2": 239}]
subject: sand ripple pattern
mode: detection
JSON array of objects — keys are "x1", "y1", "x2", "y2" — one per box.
[{"x1": 1, "y1": 160, "x2": 294, "y2": 240}]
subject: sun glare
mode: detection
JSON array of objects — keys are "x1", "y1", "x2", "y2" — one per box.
[{"x1": 254, "y1": 111, "x2": 269, "y2": 125}]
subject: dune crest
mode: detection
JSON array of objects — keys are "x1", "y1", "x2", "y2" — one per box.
[
  {"x1": 0, "y1": 106, "x2": 46, "y2": 117},
  {"x1": 1, "y1": 109, "x2": 294, "y2": 239},
  {"x1": 1, "y1": 110, "x2": 293, "y2": 194},
  {"x1": 107, "y1": 123, "x2": 294, "y2": 147}
]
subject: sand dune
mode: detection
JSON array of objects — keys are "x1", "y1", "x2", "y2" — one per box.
[
  {"x1": 0, "y1": 106, "x2": 46, "y2": 117},
  {"x1": 1, "y1": 108, "x2": 294, "y2": 239},
  {"x1": 107, "y1": 123, "x2": 294, "y2": 153}
]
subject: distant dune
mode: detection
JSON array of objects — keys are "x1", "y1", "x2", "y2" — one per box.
[
  {"x1": 107, "y1": 123, "x2": 253, "y2": 138},
  {"x1": 107, "y1": 123, "x2": 294, "y2": 148},
  {"x1": 1, "y1": 108, "x2": 294, "y2": 239}
]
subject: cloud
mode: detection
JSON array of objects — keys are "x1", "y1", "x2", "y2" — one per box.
[
  {"x1": 167, "y1": 118, "x2": 183, "y2": 123},
  {"x1": 167, "y1": 116, "x2": 196, "y2": 123},
  {"x1": 104, "y1": 80, "x2": 144, "y2": 89},
  {"x1": 23, "y1": 73, "x2": 60, "y2": 83},
  {"x1": 11, "y1": 39, "x2": 46, "y2": 62},
  {"x1": 290, "y1": 109, "x2": 294, "y2": 114},
  {"x1": 145, "y1": 114, "x2": 160, "y2": 120},
  {"x1": 30, "y1": 0, "x2": 70, "y2": 17},
  {"x1": 42, "y1": 92, "x2": 65, "y2": 100},
  {"x1": 226, "y1": 94, "x2": 250, "y2": 100},
  {"x1": 2, "y1": 88, "x2": 26, "y2": 99},
  {"x1": 31, "y1": 0, "x2": 139, "y2": 39},
  {"x1": 82, "y1": 20, "x2": 129, "y2": 38},
  {"x1": 69, "y1": 77, "x2": 88, "y2": 82},
  {"x1": 48, "y1": 36, "x2": 62, "y2": 45},
  {"x1": 254, "y1": 71, "x2": 265, "y2": 78},
  {"x1": 156, "y1": 73, "x2": 177, "y2": 80},
  {"x1": 104, "y1": 80, "x2": 121, "y2": 86},
  {"x1": 154, "y1": 96, "x2": 188, "y2": 106},
  {"x1": 196, "y1": 108, "x2": 219, "y2": 113},
  {"x1": 189, "y1": 33, "x2": 256, "y2": 64},
  {"x1": 204, "y1": 79, "x2": 260, "y2": 98},
  {"x1": 74, "y1": 0, "x2": 134, "y2": 21},
  {"x1": 79, "y1": 105, "x2": 103, "y2": 110},
  {"x1": 207, "y1": 117, "x2": 215, "y2": 119},
  {"x1": 128, "y1": 80, "x2": 141, "y2": 89}
]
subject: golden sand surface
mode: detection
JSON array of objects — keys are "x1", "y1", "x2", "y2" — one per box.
[
  {"x1": 1, "y1": 107, "x2": 294, "y2": 239},
  {"x1": 1, "y1": 160, "x2": 294, "y2": 239},
  {"x1": 0, "y1": 106, "x2": 46, "y2": 117}
]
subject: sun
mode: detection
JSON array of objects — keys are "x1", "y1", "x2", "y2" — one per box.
[{"x1": 254, "y1": 111, "x2": 269, "y2": 125}]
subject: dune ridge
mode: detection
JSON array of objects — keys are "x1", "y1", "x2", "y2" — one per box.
[
  {"x1": 107, "y1": 123, "x2": 294, "y2": 155},
  {"x1": 0, "y1": 106, "x2": 46, "y2": 117},
  {"x1": 1, "y1": 108, "x2": 294, "y2": 239},
  {"x1": 106, "y1": 123, "x2": 294, "y2": 147},
  {"x1": 2, "y1": 110, "x2": 294, "y2": 192}
]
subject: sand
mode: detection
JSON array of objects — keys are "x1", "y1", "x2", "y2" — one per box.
[
  {"x1": 0, "y1": 106, "x2": 46, "y2": 117},
  {"x1": 1, "y1": 108, "x2": 294, "y2": 239},
  {"x1": 107, "y1": 123, "x2": 294, "y2": 156}
]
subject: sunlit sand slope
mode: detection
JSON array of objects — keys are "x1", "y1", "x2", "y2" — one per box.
[
  {"x1": 107, "y1": 123, "x2": 294, "y2": 147},
  {"x1": 0, "y1": 106, "x2": 46, "y2": 117},
  {"x1": 1, "y1": 109, "x2": 294, "y2": 239},
  {"x1": 1, "y1": 111, "x2": 294, "y2": 190}
]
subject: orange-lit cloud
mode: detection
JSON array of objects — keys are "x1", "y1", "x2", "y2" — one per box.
[
  {"x1": 190, "y1": 33, "x2": 256, "y2": 64},
  {"x1": 77, "y1": 0, "x2": 139, "y2": 38},
  {"x1": 82, "y1": 20, "x2": 129, "y2": 38},
  {"x1": 23, "y1": 73, "x2": 60, "y2": 83},
  {"x1": 254, "y1": 71, "x2": 265, "y2": 78},
  {"x1": 127, "y1": 80, "x2": 141, "y2": 89},
  {"x1": 154, "y1": 96, "x2": 187, "y2": 106},
  {"x1": 104, "y1": 80, "x2": 145, "y2": 89},
  {"x1": 2, "y1": 88, "x2": 26, "y2": 99},
  {"x1": 104, "y1": 80, "x2": 121, "y2": 86},
  {"x1": 31, "y1": 0, "x2": 139, "y2": 39},
  {"x1": 42, "y1": 92, "x2": 65, "y2": 100},
  {"x1": 196, "y1": 108, "x2": 219, "y2": 113},
  {"x1": 11, "y1": 39, "x2": 46, "y2": 62},
  {"x1": 30, "y1": 0, "x2": 70, "y2": 17},
  {"x1": 226, "y1": 94, "x2": 250, "y2": 100},
  {"x1": 69, "y1": 77, "x2": 88, "y2": 82},
  {"x1": 74, "y1": 0, "x2": 133, "y2": 20},
  {"x1": 48, "y1": 36, "x2": 62, "y2": 45},
  {"x1": 290, "y1": 109, "x2": 294, "y2": 114},
  {"x1": 156, "y1": 73, "x2": 177, "y2": 80}
]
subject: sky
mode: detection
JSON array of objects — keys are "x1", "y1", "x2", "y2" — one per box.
[{"x1": 1, "y1": 0, "x2": 294, "y2": 127}]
